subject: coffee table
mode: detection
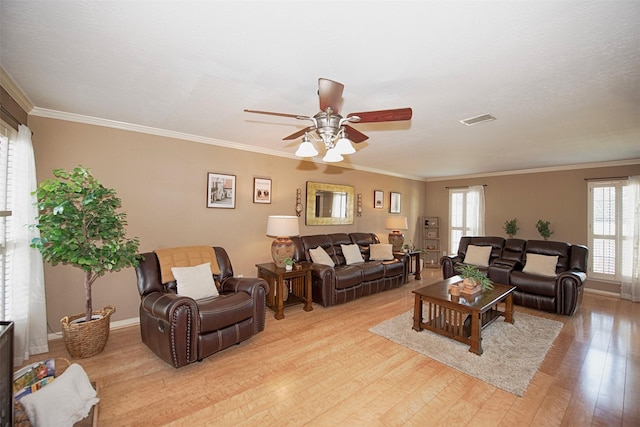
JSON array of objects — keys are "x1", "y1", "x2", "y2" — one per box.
[{"x1": 412, "y1": 275, "x2": 515, "y2": 355}]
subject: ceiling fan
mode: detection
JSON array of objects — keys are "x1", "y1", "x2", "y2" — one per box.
[{"x1": 244, "y1": 78, "x2": 412, "y2": 162}]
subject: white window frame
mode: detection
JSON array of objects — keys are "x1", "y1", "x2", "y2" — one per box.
[
  {"x1": 0, "y1": 122, "x2": 16, "y2": 320},
  {"x1": 449, "y1": 188, "x2": 470, "y2": 254},
  {"x1": 587, "y1": 179, "x2": 629, "y2": 282}
]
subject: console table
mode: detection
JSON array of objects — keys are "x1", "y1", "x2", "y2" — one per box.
[{"x1": 255, "y1": 262, "x2": 313, "y2": 320}]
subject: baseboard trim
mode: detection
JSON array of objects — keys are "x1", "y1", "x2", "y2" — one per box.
[
  {"x1": 584, "y1": 288, "x2": 620, "y2": 298},
  {"x1": 47, "y1": 316, "x2": 141, "y2": 341}
]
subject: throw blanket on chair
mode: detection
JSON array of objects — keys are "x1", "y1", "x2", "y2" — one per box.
[{"x1": 155, "y1": 246, "x2": 221, "y2": 283}]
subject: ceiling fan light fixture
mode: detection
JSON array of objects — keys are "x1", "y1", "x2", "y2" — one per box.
[
  {"x1": 322, "y1": 148, "x2": 344, "y2": 163},
  {"x1": 334, "y1": 135, "x2": 355, "y2": 155},
  {"x1": 294, "y1": 137, "x2": 319, "y2": 157}
]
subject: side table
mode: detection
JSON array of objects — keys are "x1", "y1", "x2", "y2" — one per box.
[
  {"x1": 408, "y1": 250, "x2": 422, "y2": 280},
  {"x1": 255, "y1": 262, "x2": 313, "y2": 320}
]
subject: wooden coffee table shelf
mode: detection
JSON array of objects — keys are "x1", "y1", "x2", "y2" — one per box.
[{"x1": 412, "y1": 275, "x2": 515, "y2": 355}]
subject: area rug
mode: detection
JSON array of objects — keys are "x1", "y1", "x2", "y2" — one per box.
[{"x1": 369, "y1": 310, "x2": 563, "y2": 396}]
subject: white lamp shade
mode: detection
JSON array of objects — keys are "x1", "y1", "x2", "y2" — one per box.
[
  {"x1": 385, "y1": 216, "x2": 408, "y2": 230},
  {"x1": 322, "y1": 148, "x2": 344, "y2": 163},
  {"x1": 334, "y1": 137, "x2": 355, "y2": 155},
  {"x1": 295, "y1": 140, "x2": 318, "y2": 157},
  {"x1": 266, "y1": 215, "x2": 300, "y2": 237}
]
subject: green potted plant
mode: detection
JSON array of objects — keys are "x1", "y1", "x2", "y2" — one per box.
[
  {"x1": 456, "y1": 264, "x2": 494, "y2": 291},
  {"x1": 283, "y1": 257, "x2": 295, "y2": 271},
  {"x1": 535, "y1": 219, "x2": 553, "y2": 240},
  {"x1": 503, "y1": 218, "x2": 519, "y2": 238},
  {"x1": 31, "y1": 166, "x2": 140, "y2": 358}
]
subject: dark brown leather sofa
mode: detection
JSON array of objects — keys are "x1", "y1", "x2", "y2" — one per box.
[
  {"x1": 135, "y1": 246, "x2": 269, "y2": 368},
  {"x1": 441, "y1": 236, "x2": 588, "y2": 315},
  {"x1": 291, "y1": 232, "x2": 408, "y2": 307}
]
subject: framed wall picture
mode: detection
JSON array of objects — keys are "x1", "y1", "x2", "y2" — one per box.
[
  {"x1": 207, "y1": 172, "x2": 236, "y2": 208},
  {"x1": 390, "y1": 192, "x2": 401, "y2": 213},
  {"x1": 253, "y1": 178, "x2": 271, "y2": 204},
  {"x1": 374, "y1": 190, "x2": 384, "y2": 209}
]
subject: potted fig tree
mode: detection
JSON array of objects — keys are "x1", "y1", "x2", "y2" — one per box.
[{"x1": 31, "y1": 166, "x2": 140, "y2": 358}]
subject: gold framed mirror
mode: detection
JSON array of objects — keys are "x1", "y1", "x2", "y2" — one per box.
[{"x1": 306, "y1": 181, "x2": 355, "y2": 225}]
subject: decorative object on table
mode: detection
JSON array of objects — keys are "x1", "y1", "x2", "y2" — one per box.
[
  {"x1": 244, "y1": 78, "x2": 412, "y2": 163},
  {"x1": 535, "y1": 219, "x2": 553, "y2": 240},
  {"x1": 253, "y1": 177, "x2": 271, "y2": 204},
  {"x1": 266, "y1": 215, "x2": 300, "y2": 267},
  {"x1": 374, "y1": 190, "x2": 384, "y2": 209},
  {"x1": 31, "y1": 166, "x2": 140, "y2": 358},
  {"x1": 295, "y1": 188, "x2": 303, "y2": 216},
  {"x1": 503, "y1": 218, "x2": 519, "y2": 237},
  {"x1": 389, "y1": 191, "x2": 401, "y2": 213},
  {"x1": 283, "y1": 257, "x2": 295, "y2": 271},
  {"x1": 207, "y1": 172, "x2": 236, "y2": 208},
  {"x1": 456, "y1": 264, "x2": 494, "y2": 294},
  {"x1": 385, "y1": 216, "x2": 408, "y2": 252},
  {"x1": 356, "y1": 193, "x2": 363, "y2": 216}
]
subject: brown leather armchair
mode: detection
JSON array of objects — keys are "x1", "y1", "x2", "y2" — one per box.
[{"x1": 135, "y1": 246, "x2": 269, "y2": 368}]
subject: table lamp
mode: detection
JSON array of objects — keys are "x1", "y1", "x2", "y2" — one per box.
[
  {"x1": 386, "y1": 216, "x2": 408, "y2": 252},
  {"x1": 266, "y1": 215, "x2": 300, "y2": 267}
]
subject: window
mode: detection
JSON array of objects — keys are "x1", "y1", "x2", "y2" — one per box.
[
  {"x1": 449, "y1": 186, "x2": 485, "y2": 254},
  {"x1": 0, "y1": 124, "x2": 16, "y2": 320},
  {"x1": 588, "y1": 180, "x2": 632, "y2": 282}
]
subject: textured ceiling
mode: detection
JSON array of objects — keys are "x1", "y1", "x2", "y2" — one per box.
[{"x1": 1, "y1": 1, "x2": 639, "y2": 180}]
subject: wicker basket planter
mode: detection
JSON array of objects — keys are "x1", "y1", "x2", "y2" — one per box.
[{"x1": 61, "y1": 305, "x2": 115, "y2": 358}]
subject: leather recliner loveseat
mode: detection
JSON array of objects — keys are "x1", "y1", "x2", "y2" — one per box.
[
  {"x1": 441, "y1": 236, "x2": 588, "y2": 315},
  {"x1": 135, "y1": 246, "x2": 269, "y2": 368},
  {"x1": 291, "y1": 232, "x2": 408, "y2": 307}
]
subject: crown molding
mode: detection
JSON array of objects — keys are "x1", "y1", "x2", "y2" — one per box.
[
  {"x1": 29, "y1": 107, "x2": 427, "y2": 181},
  {"x1": 0, "y1": 66, "x2": 34, "y2": 113},
  {"x1": 425, "y1": 159, "x2": 640, "y2": 182}
]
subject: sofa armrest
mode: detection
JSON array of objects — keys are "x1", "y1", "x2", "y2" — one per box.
[
  {"x1": 440, "y1": 255, "x2": 462, "y2": 279},
  {"x1": 141, "y1": 291, "x2": 198, "y2": 322},
  {"x1": 221, "y1": 276, "x2": 269, "y2": 296},
  {"x1": 140, "y1": 292, "x2": 199, "y2": 367},
  {"x1": 220, "y1": 277, "x2": 269, "y2": 332},
  {"x1": 557, "y1": 271, "x2": 587, "y2": 315}
]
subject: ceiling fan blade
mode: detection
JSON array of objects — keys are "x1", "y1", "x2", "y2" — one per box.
[
  {"x1": 318, "y1": 78, "x2": 344, "y2": 113},
  {"x1": 347, "y1": 107, "x2": 413, "y2": 123},
  {"x1": 283, "y1": 126, "x2": 313, "y2": 141},
  {"x1": 343, "y1": 124, "x2": 369, "y2": 143},
  {"x1": 244, "y1": 109, "x2": 310, "y2": 120}
]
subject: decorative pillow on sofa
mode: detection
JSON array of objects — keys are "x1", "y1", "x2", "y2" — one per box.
[
  {"x1": 523, "y1": 253, "x2": 558, "y2": 277},
  {"x1": 309, "y1": 246, "x2": 335, "y2": 267},
  {"x1": 341, "y1": 244, "x2": 365, "y2": 265},
  {"x1": 369, "y1": 243, "x2": 394, "y2": 261},
  {"x1": 171, "y1": 262, "x2": 219, "y2": 300},
  {"x1": 463, "y1": 245, "x2": 492, "y2": 267}
]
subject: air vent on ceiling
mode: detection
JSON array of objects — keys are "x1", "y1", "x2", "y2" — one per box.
[{"x1": 460, "y1": 114, "x2": 496, "y2": 126}]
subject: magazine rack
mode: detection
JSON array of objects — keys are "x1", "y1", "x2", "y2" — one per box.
[{"x1": 13, "y1": 358, "x2": 98, "y2": 427}]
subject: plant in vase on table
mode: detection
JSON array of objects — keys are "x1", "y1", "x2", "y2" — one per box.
[
  {"x1": 31, "y1": 166, "x2": 140, "y2": 358},
  {"x1": 283, "y1": 257, "x2": 295, "y2": 271},
  {"x1": 452, "y1": 264, "x2": 494, "y2": 295}
]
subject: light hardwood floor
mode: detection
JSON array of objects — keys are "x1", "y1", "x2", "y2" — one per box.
[{"x1": 18, "y1": 270, "x2": 639, "y2": 426}]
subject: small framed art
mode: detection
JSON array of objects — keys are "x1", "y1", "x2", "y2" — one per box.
[
  {"x1": 390, "y1": 192, "x2": 401, "y2": 213},
  {"x1": 207, "y1": 172, "x2": 236, "y2": 208},
  {"x1": 253, "y1": 178, "x2": 272, "y2": 204},
  {"x1": 374, "y1": 190, "x2": 384, "y2": 209}
]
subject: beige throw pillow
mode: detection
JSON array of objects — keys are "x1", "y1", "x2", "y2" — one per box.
[
  {"x1": 463, "y1": 245, "x2": 492, "y2": 267},
  {"x1": 370, "y1": 243, "x2": 394, "y2": 261},
  {"x1": 523, "y1": 253, "x2": 558, "y2": 277},
  {"x1": 309, "y1": 246, "x2": 335, "y2": 267},
  {"x1": 172, "y1": 262, "x2": 219, "y2": 300},
  {"x1": 341, "y1": 244, "x2": 364, "y2": 265}
]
